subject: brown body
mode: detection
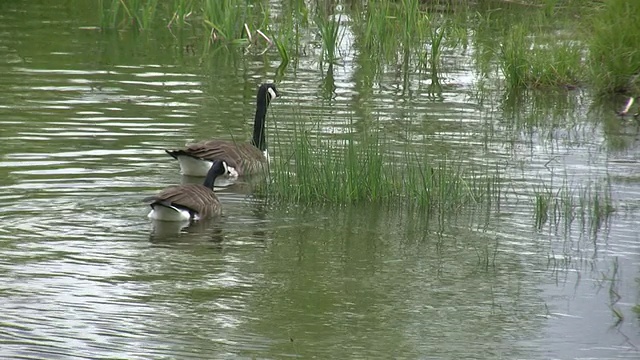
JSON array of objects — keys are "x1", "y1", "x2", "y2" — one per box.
[
  {"x1": 144, "y1": 160, "x2": 227, "y2": 221},
  {"x1": 166, "y1": 140, "x2": 266, "y2": 176},
  {"x1": 145, "y1": 184, "x2": 221, "y2": 220}
]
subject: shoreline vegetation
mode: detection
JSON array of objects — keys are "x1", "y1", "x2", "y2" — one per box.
[{"x1": 97, "y1": 0, "x2": 640, "y2": 95}]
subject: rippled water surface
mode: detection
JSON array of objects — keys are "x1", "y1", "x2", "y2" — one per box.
[{"x1": 1, "y1": 1, "x2": 639, "y2": 359}]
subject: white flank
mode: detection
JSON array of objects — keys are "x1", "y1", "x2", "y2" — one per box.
[
  {"x1": 177, "y1": 155, "x2": 213, "y2": 177},
  {"x1": 148, "y1": 205, "x2": 192, "y2": 222}
]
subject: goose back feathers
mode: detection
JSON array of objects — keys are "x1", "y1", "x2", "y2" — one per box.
[{"x1": 166, "y1": 83, "x2": 279, "y2": 177}]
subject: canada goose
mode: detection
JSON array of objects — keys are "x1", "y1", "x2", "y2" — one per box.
[
  {"x1": 144, "y1": 160, "x2": 228, "y2": 221},
  {"x1": 165, "y1": 83, "x2": 280, "y2": 177}
]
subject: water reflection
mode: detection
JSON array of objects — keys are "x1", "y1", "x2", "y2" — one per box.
[{"x1": 148, "y1": 218, "x2": 226, "y2": 243}]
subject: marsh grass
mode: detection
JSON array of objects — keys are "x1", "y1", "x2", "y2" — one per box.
[
  {"x1": 273, "y1": 0, "x2": 308, "y2": 68},
  {"x1": 351, "y1": 0, "x2": 433, "y2": 64},
  {"x1": 258, "y1": 117, "x2": 500, "y2": 214},
  {"x1": 498, "y1": 23, "x2": 583, "y2": 89},
  {"x1": 532, "y1": 178, "x2": 614, "y2": 233},
  {"x1": 168, "y1": 0, "x2": 194, "y2": 28},
  {"x1": 314, "y1": 11, "x2": 342, "y2": 66},
  {"x1": 203, "y1": 0, "x2": 252, "y2": 44},
  {"x1": 99, "y1": 0, "x2": 158, "y2": 30},
  {"x1": 587, "y1": 0, "x2": 640, "y2": 94}
]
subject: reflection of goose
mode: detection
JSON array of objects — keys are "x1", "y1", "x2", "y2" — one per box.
[
  {"x1": 165, "y1": 83, "x2": 280, "y2": 177},
  {"x1": 148, "y1": 218, "x2": 225, "y2": 243},
  {"x1": 144, "y1": 160, "x2": 227, "y2": 221}
]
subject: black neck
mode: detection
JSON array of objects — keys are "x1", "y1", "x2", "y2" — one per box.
[
  {"x1": 251, "y1": 96, "x2": 268, "y2": 151},
  {"x1": 203, "y1": 162, "x2": 223, "y2": 189}
]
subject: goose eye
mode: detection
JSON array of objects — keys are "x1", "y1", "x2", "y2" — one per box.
[{"x1": 267, "y1": 87, "x2": 277, "y2": 101}]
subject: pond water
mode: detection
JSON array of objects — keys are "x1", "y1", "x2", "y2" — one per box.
[{"x1": 0, "y1": 1, "x2": 639, "y2": 359}]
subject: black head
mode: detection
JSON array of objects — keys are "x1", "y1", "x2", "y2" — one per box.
[
  {"x1": 203, "y1": 160, "x2": 228, "y2": 189},
  {"x1": 257, "y1": 83, "x2": 279, "y2": 106}
]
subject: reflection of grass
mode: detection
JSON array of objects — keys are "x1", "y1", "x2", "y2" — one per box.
[{"x1": 258, "y1": 117, "x2": 500, "y2": 215}]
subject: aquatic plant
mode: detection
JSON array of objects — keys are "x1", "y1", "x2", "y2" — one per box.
[
  {"x1": 314, "y1": 9, "x2": 342, "y2": 66},
  {"x1": 273, "y1": 0, "x2": 308, "y2": 70},
  {"x1": 257, "y1": 116, "x2": 500, "y2": 215},
  {"x1": 530, "y1": 177, "x2": 614, "y2": 234},
  {"x1": 203, "y1": 0, "x2": 250, "y2": 44},
  {"x1": 587, "y1": 0, "x2": 640, "y2": 94},
  {"x1": 168, "y1": 0, "x2": 195, "y2": 28},
  {"x1": 497, "y1": 23, "x2": 583, "y2": 89},
  {"x1": 98, "y1": 0, "x2": 159, "y2": 30}
]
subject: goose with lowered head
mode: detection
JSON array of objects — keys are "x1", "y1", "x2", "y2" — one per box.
[
  {"x1": 144, "y1": 160, "x2": 228, "y2": 222},
  {"x1": 165, "y1": 83, "x2": 279, "y2": 177}
]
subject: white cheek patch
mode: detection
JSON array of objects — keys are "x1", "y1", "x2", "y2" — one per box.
[{"x1": 267, "y1": 87, "x2": 277, "y2": 101}]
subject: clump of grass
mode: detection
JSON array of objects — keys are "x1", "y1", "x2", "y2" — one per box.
[
  {"x1": 498, "y1": 23, "x2": 583, "y2": 89},
  {"x1": 203, "y1": 0, "x2": 250, "y2": 44},
  {"x1": 168, "y1": 0, "x2": 195, "y2": 28},
  {"x1": 530, "y1": 178, "x2": 614, "y2": 233},
  {"x1": 351, "y1": 0, "x2": 431, "y2": 64},
  {"x1": 533, "y1": 184, "x2": 552, "y2": 230},
  {"x1": 587, "y1": 0, "x2": 640, "y2": 94},
  {"x1": 314, "y1": 10, "x2": 342, "y2": 66},
  {"x1": 257, "y1": 117, "x2": 500, "y2": 214}
]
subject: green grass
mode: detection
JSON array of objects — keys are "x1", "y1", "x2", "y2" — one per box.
[
  {"x1": 532, "y1": 178, "x2": 614, "y2": 233},
  {"x1": 99, "y1": 0, "x2": 158, "y2": 30},
  {"x1": 94, "y1": 0, "x2": 640, "y2": 95},
  {"x1": 203, "y1": 0, "x2": 253, "y2": 44},
  {"x1": 168, "y1": 0, "x2": 195, "y2": 28},
  {"x1": 257, "y1": 117, "x2": 500, "y2": 214},
  {"x1": 587, "y1": 0, "x2": 640, "y2": 94},
  {"x1": 497, "y1": 23, "x2": 583, "y2": 89},
  {"x1": 314, "y1": 13, "x2": 342, "y2": 67}
]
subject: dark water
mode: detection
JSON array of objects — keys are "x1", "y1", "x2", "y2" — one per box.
[{"x1": 0, "y1": 1, "x2": 639, "y2": 359}]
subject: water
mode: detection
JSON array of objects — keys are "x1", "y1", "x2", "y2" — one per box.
[{"x1": 1, "y1": 1, "x2": 639, "y2": 359}]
